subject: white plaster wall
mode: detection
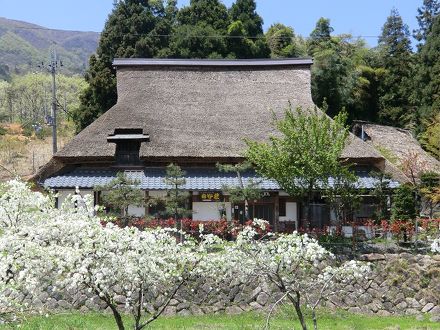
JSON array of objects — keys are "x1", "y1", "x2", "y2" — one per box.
[
  {"x1": 193, "y1": 202, "x2": 231, "y2": 221},
  {"x1": 328, "y1": 226, "x2": 375, "y2": 239},
  {"x1": 127, "y1": 205, "x2": 146, "y2": 217},
  {"x1": 279, "y1": 202, "x2": 297, "y2": 222},
  {"x1": 56, "y1": 189, "x2": 93, "y2": 208},
  {"x1": 149, "y1": 190, "x2": 167, "y2": 198}
]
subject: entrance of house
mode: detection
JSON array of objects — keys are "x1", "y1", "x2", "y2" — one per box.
[
  {"x1": 302, "y1": 203, "x2": 330, "y2": 229},
  {"x1": 233, "y1": 203, "x2": 274, "y2": 225}
]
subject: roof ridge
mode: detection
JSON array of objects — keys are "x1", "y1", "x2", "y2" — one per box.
[{"x1": 113, "y1": 58, "x2": 314, "y2": 67}]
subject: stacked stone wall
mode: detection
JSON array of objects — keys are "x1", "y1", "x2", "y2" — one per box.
[{"x1": 5, "y1": 253, "x2": 440, "y2": 319}]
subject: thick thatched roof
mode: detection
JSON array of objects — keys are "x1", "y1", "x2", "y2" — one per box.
[
  {"x1": 55, "y1": 58, "x2": 382, "y2": 162},
  {"x1": 353, "y1": 122, "x2": 440, "y2": 175}
]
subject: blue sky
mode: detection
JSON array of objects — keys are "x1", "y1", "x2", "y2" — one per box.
[{"x1": 1, "y1": 0, "x2": 420, "y2": 47}]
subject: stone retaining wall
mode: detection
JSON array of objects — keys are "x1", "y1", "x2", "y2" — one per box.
[{"x1": 6, "y1": 253, "x2": 440, "y2": 319}]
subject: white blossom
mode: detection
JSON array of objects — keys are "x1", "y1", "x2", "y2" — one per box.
[{"x1": 432, "y1": 238, "x2": 440, "y2": 253}]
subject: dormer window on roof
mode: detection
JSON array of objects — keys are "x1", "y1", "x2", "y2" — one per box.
[{"x1": 107, "y1": 128, "x2": 150, "y2": 165}]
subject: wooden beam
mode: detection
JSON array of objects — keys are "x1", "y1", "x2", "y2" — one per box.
[{"x1": 274, "y1": 193, "x2": 280, "y2": 232}]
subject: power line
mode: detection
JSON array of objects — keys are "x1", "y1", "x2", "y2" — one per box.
[{"x1": 7, "y1": 24, "x2": 383, "y2": 40}]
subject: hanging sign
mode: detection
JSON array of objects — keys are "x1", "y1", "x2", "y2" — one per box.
[{"x1": 199, "y1": 191, "x2": 222, "y2": 202}]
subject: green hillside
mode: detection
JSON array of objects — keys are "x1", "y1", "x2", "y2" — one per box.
[{"x1": 0, "y1": 17, "x2": 99, "y2": 79}]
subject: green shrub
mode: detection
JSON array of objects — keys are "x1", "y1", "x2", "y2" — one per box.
[{"x1": 391, "y1": 184, "x2": 417, "y2": 221}]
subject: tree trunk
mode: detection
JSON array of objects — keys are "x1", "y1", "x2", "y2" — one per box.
[
  {"x1": 312, "y1": 308, "x2": 318, "y2": 330},
  {"x1": 303, "y1": 190, "x2": 313, "y2": 230},
  {"x1": 108, "y1": 304, "x2": 125, "y2": 330},
  {"x1": 287, "y1": 292, "x2": 307, "y2": 330},
  {"x1": 134, "y1": 286, "x2": 143, "y2": 330},
  {"x1": 244, "y1": 198, "x2": 249, "y2": 222}
]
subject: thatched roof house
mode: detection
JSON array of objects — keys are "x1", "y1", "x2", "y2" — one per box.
[
  {"x1": 37, "y1": 59, "x2": 405, "y2": 228},
  {"x1": 38, "y1": 59, "x2": 393, "y2": 175},
  {"x1": 353, "y1": 121, "x2": 440, "y2": 176}
]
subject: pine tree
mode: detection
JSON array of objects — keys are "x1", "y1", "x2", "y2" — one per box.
[
  {"x1": 377, "y1": 8, "x2": 414, "y2": 126},
  {"x1": 216, "y1": 161, "x2": 261, "y2": 222},
  {"x1": 163, "y1": 163, "x2": 190, "y2": 242},
  {"x1": 95, "y1": 172, "x2": 145, "y2": 225},
  {"x1": 73, "y1": 0, "x2": 177, "y2": 131}
]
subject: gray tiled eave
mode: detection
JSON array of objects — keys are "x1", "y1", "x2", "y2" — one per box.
[{"x1": 43, "y1": 168, "x2": 399, "y2": 191}]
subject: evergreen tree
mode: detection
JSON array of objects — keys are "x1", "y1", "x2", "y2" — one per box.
[
  {"x1": 413, "y1": 0, "x2": 440, "y2": 45},
  {"x1": 416, "y1": 15, "x2": 440, "y2": 118},
  {"x1": 391, "y1": 184, "x2": 417, "y2": 221},
  {"x1": 73, "y1": 0, "x2": 177, "y2": 131},
  {"x1": 370, "y1": 171, "x2": 392, "y2": 222},
  {"x1": 170, "y1": 0, "x2": 230, "y2": 58},
  {"x1": 95, "y1": 172, "x2": 145, "y2": 225},
  {"x1": 163, "y1": 163, "x2": 190, "y2": 242},
  {"x1": 308, "y1": 17, "x2": 333, "y2": 54},
  {"x1": 229, "y1": 0, "x2": 263, "y2": 36},
  {"x1": 227, "y1": 0, "x2": 269, "y2": 58},
  {"x1": 163, "y1": 163, "x2": 190, "y2": 221},
  {"x1": 377, "y1": 8, "x2": 414, "y2": 126},
  {"x1": 216, "y1": 161, "x2": 261, "y2": 222}
]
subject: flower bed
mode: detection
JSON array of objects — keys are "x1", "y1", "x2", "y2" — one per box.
[{"x1": 101, "y1": 217, "x2": 272, "y2": 240}]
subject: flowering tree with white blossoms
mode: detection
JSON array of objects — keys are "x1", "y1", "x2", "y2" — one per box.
[
  {"x1": 0, "y1": 179, "x2": 56, "y2": 322},
  {"x1": 432, "y1": 238, "x2": 440, "y2": 253},
  {"x1": 0, "y1": 180, "x2": 370, "y2": 330},
  {"x1": 234, "y1": 221, "x2": 370, "y2": 330},
  {"x1": 0, "y1": 180, "x2": 240, "y2": 330}
]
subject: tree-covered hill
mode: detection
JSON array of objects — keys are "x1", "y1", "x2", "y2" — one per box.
[{"x1": 0, "y1": 17, "x2": 99, "y2": 80}]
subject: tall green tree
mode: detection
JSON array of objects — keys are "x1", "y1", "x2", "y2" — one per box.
[
  {"x1": 229, "y1": 0, "x2": 263, "y2": 36},
  {"x1": 377, "y1": 8, "x2": 414, "y2": 126},
  {"x1": 73, "y1": 0, "x2": 177, "y2": 131},
  {"x1": 308, "y1": 17, "x2": 333, "y2": 54},
  {"x1": 415, "y1": 15, "x2": 440, "y2": 120},
  {"x1": 245, "y1": 106, "x2": 349, "y2": 229},
  {"x1": 170, "y1": 0, "x2": 230, "y2": 58},
  {"x1": 226, "y1": 0, "x2": 269, "y2": 58},
  {"x1": 413, "y1": 0, "x2": 440, "y2": 45}
]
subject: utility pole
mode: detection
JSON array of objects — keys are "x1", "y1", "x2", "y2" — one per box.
[
  {"x1": 40, "y1": 46, "x2": 62, "y2": 154},
  {"x1": 50, "y1": 48, "x2": 58, "y2": 154}
]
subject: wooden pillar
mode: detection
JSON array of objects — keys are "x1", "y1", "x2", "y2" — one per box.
[
  {"x1": 274, "y1": 193, "x2": 280, "y2": 232},
  {"x1": 144, "y1": 190, "x2": 149, "y2": 217}
]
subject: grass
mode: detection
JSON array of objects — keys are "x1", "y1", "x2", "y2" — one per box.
[{"x1": 1, "y1": 309, "x2": 440, "y2": 330}]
